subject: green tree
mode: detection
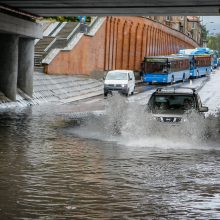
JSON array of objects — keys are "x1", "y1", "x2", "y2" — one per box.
[{"x1": 207, "y1": 34, "x2": 220, "y2": 52}]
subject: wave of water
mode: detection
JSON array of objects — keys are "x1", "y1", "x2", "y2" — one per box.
[{"x1": 69, "y1": 94, "x2": 220, "y2": 149}]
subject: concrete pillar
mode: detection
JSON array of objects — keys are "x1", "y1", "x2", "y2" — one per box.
[
  {"x1": 18, "y1": 38, "x2": 34, "y2": 97},
  {"x1": 0, "y1": 34, "x2": 18, "y2": 101}
]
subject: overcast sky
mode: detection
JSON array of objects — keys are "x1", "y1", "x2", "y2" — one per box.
[{"x1": 201, "y1": 16, "x2": 220, "y2": 35}]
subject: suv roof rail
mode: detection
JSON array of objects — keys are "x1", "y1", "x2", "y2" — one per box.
[
  {"x1": 181, "y1": 87, "x2": 197, "y2": 93},
  {"x1": 155, "y1": 87, "x2": 197, "y2": 94}
]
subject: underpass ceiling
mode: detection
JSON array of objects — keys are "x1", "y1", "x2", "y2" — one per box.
[{"x1": 0, "y1": 0, "x2": 220, "y2": 16}]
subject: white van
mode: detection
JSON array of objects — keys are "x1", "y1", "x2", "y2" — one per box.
[{"x1": 104, "y1": 70, "x2": 135, "y2": 97}]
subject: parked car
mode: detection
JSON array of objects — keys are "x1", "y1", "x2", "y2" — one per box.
[
  {"x1": 147, "y1": 87, "x2": 208, "y2": 124},
  {"x1": 104, "y1": 70, "x2": 135, "y2": 97}
]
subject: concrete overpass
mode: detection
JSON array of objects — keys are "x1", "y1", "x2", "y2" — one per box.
[
  {"x1": 0, "y1": 1, "x2": 219, "y2": 101},
  {"x1": 1, "y1": 0, "x2": 220, "y2": 15}
]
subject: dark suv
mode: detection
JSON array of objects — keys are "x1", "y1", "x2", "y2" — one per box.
[{"x1": 147, "y1": 87, "x2": 208, "y2": 123}]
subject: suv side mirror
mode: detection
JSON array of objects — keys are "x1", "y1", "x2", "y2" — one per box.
[
  {"x1": 199, "y1": 106, "x2": 209, "y2": 112},
  {"x1": 129, "y1": 77, "x2": 132, "y2": 81}
]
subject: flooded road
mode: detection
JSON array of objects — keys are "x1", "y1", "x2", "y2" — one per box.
[{"x1": 0, "y1": 102, "x2": 220, "y2": 220}]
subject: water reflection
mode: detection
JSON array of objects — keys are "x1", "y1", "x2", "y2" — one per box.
[{"x1": 0, "y1": 104, "x2": 220, "y2": 219}]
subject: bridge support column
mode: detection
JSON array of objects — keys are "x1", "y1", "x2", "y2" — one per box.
[
  {"x1": 0, "y1": 34, "x2": 18, "y2": 101},
  {"x1": 18, "y1": 38, "x2": 34, "y2": 97}
]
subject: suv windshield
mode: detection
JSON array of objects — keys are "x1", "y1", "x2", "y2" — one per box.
[
  {"x1": 106, "y1": 72, "x2": 128, "y2": 80},
  {"x1": 152, "y1": 95, "x2": 195, "y2": 114}
]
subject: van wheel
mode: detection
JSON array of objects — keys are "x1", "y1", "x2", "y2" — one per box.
[
  {"x1": 126, "y1": 89, "x2": 129, "y2": 97},
  {"x1": 131, "y1": 87, "x2": 135, "y2": 95}
]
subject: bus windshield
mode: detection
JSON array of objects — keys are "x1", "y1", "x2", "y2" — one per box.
[
  {"x1": 152, "y1": 95, "x2": 195, "y2": 114},
  {"x1": 145, "y1": 61, "x2": 169, "y2": 74}
]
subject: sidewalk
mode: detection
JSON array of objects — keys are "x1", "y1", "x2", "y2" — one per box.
[{"x1": 0, "y1": 72, "x2": 104, "y2": 109}]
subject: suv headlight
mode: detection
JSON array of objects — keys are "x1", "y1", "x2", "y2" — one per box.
[{"x1": 121, "y1": 84, "x2": 127, "y2": 88}]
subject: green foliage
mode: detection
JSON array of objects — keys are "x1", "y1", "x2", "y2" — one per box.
[
  {"x1": 43, "y1": 16, "x2": 91, "y2": 22},
  {"x1": 207, "y1": 34, "x2": 220, "y2": 52}
]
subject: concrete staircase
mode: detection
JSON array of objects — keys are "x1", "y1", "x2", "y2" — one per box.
[
  {"x1": 0, "y1": 72, "x2": 104, "y2": 108},
  {"x1": 33, "y1": 72, "x2": 103, "y2": 104},
  {"x1": 34, "y1": 22, "x2": 79, "y2": 68},
  {"x1": 34, "y1": 36, "x2": 55, "y2": 66},
  {"x1": 56, "y1": 22, "x2": 79, "y2": 39}
]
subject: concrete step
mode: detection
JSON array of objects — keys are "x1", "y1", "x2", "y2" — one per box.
[
  {"x1": 61, "y1": 88, "x2": 103, "y2": 104},
  {"x1": 34, "y1": 66, "x2": 44, "y2": 72},
  {"x1": 0, "y1": 72, "x2": 104, "y2": 108},
  {"x1": 35, "y1": 36, "x2": 55, "y2": 52},
  {"x1": 0, "y1": 91, "x2": 10, "y2": 103},
  {"x1": 57, "y1": 22, "x2": 78, "y2": 38}
]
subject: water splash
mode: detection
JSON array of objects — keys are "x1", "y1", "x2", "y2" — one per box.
[{"x1": 69, "y1": 94, "x2": 220, "y2": 149}]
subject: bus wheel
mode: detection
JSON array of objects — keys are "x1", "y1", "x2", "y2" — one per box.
[
  {"x1": 182, "y1": 74, "x2": 185, "y2": 83},
  {"x1": 171, "y1": 76, "x2": 174, "y2": 84}
]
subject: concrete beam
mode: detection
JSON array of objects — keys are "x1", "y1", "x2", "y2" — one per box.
[
  {"x1": 1, "y1": 0, "x2": 220, "y2": 16},
  {"x1": 0, "y1": 12, "x2": 42, "y2": 39},
  {"x1": 20, "y1": 7, "x2": 219, "y2": 16},
  {"x1": 0, "y1": 34, "x2": 18, "y2": 101},
  {"x1": 18, "y1": 38, "x2": 34, "y2": 97}
]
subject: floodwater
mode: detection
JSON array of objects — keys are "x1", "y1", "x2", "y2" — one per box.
[{"x1": 0, "y1": 98, "x2": 220, "y2": 219}]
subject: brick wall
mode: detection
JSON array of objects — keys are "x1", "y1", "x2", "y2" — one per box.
[
  {"x1": 105, "y1": 16, "x2": 199, "y2": 72},
  {"x1": 45, "y1": 16, "x2": 199, "y2": 76}
]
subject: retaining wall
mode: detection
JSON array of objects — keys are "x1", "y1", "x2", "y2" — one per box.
[{"x1": 45, "y1": 16, "x2": 199, "y2": 75}]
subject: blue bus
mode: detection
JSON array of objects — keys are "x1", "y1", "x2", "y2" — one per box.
[
  {"x1": 141, "y1": 56, "x2": 190, "y2": 84},
  {"x1": 177, "y1": 48, "x2": 212, "y2": 78}
]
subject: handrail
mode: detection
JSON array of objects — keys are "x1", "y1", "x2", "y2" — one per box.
[{"x1": 42, "y1": 17, "x2": 101, "y2": 60}]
